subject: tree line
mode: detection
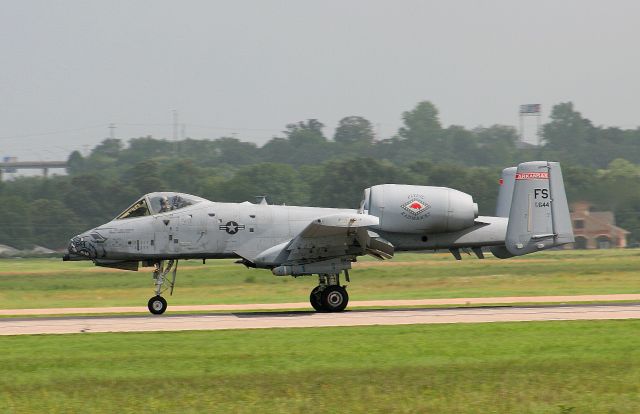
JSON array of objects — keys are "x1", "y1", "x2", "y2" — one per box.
[{"x1": 1, "y1": 101, "x2": 639, "y2": 249}]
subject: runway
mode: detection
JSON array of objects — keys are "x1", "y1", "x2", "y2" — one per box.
[
  {"x1": 2, "y1": 303, "x2": 640, "y2": 336},
  {"x1": 3, "y1": 294, "x2": 640, "y2": 316}
]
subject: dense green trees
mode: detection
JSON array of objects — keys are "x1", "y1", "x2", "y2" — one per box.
[
  {"x1": 542, "y1": 103, "x2": 640, "y2": 167},
  {"x1": 399, "y1": 101, "x2": 442, "y2": 145},
  {"x1": 312, "y1": 158, "x2": 413, "y2": 208},
  {"x1": 213, "y1": 163, "x2": 310, "y2": 206},
  {"x1": 1, "y1": 100, "x2": 640, "y2": 249},
  {"x1": 333, "y1": 116, "x2": 375, "y2": 146}
]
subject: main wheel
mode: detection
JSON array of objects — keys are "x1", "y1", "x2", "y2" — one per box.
[
  {"x1": 148, "y1": 295, "x2": 167, "y2": 315},
  {"x1": 321, "y1": 286, "x2": 349, "y2": 312},
  {"x1": 309, "y1": 286, "x2": 324, "y2": 311}
]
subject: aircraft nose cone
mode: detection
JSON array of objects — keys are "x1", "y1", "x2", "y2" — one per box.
[
  {"x1": 67, "y1": 235, "x2": 82, "y2": 255},
  {"x1": 64, "y1": 233, "x2": 97, "y2": 261}
]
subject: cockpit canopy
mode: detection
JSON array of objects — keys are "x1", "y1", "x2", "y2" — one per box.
[{"x1": 116, "y1": 192, "x2": 205, "y2": 220}]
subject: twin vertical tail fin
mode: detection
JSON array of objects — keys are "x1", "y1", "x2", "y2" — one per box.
[
  {"x1": 495, "y1": 166, "x2": 517, "y2": 218},
  {"x1": 493, "y1": 161, "x2": 574, "y2": 257}
]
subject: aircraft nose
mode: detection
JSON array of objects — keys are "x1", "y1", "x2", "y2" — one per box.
[{"x1": 63, "y1": 232, "x2": 97, "y2": 261}]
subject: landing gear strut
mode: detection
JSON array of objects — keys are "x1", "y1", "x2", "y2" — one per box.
[
  {"x1": 147, "y1": 260, "x2": 178, "y2": 315},
  {"x1": 309, "y1": 273, "x2": 349, "y2": 312}
]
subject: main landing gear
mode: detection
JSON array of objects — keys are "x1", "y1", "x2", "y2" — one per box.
[
  {"x1": 147, "y1": 260, "x2": 178, "y2": 315},
  {"x1": 309, "y1": 273, "x2": 349, "y2": 312},
  {"x1": 145, "y1": 262, "x2": 348, "y2": 315}
]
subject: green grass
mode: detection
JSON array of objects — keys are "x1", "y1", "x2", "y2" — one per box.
[
  {"x1": 1, "y1": 249, "x2": 640, "y2": 309},
  {"x1": 1, "y1": 320, "x2": 640, "y2": 413}
]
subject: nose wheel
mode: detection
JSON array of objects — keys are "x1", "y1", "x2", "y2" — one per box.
[
  {"x1": 148, "y1": 296, "x2": 167, "y2": 315},
  {"x1": 147, "y1": 260, "x2": 178, "y2": 315}
]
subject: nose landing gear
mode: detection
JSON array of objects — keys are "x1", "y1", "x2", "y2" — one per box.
[
  {"x1": 148, "y1": 295, "x2": 167, "y2": 315},
  {"x1": 147, "y1": 260, "x2": 178, "y2": 315}
]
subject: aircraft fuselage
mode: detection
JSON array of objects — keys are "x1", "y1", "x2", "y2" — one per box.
[{"x1": 72, "y1": 200, "x2": 507, "y2": 265}]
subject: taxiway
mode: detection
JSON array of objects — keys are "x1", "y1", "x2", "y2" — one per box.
[{"x1": 2, "y1": 303, "x2": 639, "y2": 336}]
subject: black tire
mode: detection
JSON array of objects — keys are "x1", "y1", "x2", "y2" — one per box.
[
  {"x1": 310, "y1": 286, "x2": 324, "y2": 312},
  {"x1": 321, "y1": 286, "x2": 349, "y2": 312},
  {"x1": 148, "y1": 295, "x2": 167, "y2": 315}
]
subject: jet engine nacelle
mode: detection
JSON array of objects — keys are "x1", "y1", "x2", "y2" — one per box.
[{"x1": 363, "y1": 184, "x2": 478, "y2": 234}]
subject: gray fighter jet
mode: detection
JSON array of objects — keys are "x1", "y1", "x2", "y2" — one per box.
[{"x1": 64, "y1": 161, "x2": 574, "y2": 314}]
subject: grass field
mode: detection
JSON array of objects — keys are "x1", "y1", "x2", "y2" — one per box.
[
  {"x1": 1, "y1": 249, "x2": 639, "y2": 309},
  {"x1": 1, "y1": 320, "x2": 639, "y2": 413}
]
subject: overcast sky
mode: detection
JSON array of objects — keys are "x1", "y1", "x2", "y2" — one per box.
[{"x1": 1, "y1": 0, "x2": 639, "y2": 162}]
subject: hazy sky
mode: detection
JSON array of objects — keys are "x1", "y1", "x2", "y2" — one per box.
[{"x1": 1, "y1": 0, "x2": 639, "y2": 162}]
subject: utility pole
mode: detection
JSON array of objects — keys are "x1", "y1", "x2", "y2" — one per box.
[
  {"x1": 172, "y1": 110, "x2": 179, "y2": 141},
  {"x1": 108, "y1": 123, "x2": 116, "y2": 139}
]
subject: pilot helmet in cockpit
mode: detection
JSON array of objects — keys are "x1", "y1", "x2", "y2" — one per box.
[{"x1": 159, "y1": 196, "x2": 170, "y2": 212}]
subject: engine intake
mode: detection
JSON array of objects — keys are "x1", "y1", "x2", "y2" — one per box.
[{"x1": 362, "y1": 184, "x2": 478, "y2": 234}]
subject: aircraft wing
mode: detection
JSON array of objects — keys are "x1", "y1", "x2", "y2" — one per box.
[
  {"x1": 287, "y1": 213, "x2": 394, "y2": 261},
  {"x1": 252, "y1": 213, "x2": 394, "y2": 268},
  {"x1": 295, "y1": 213, "x2": 379, "y2": 238}
]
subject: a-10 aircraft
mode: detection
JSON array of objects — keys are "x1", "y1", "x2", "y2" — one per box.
[{"x1": 64, "y1": 161, "x2": 574, "y2": 315}]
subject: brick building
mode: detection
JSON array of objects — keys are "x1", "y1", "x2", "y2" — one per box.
[{"x1": 569, "y1": 201, "x2": 629, "y2": 249}]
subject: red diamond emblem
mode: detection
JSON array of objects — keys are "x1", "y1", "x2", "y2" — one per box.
[{"x1": 401, "y1": 198, "x2": 430, "y2": 216}]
